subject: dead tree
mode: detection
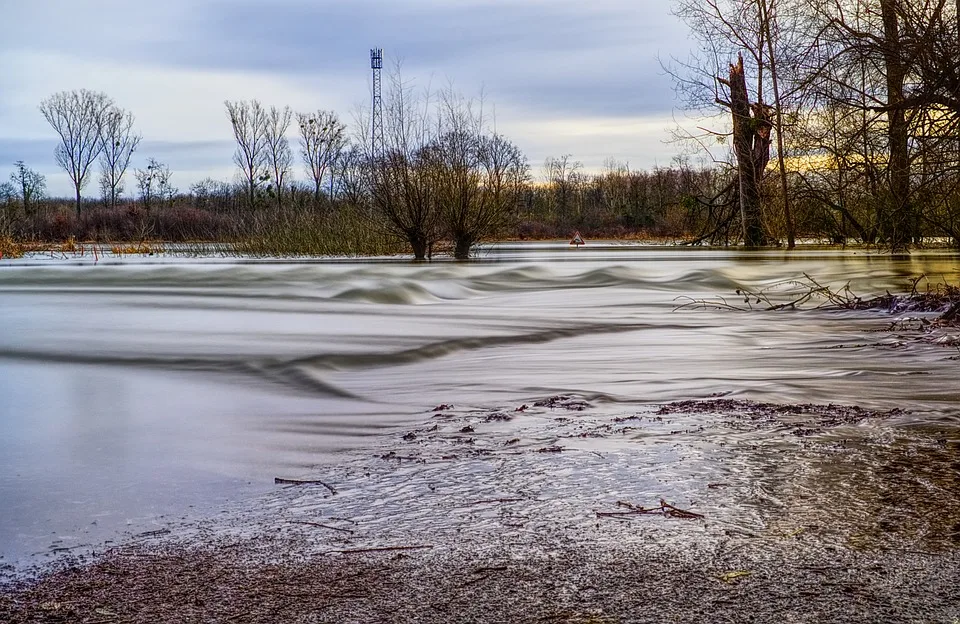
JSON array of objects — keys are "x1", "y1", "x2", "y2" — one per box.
[{"x1": 718, "y1": 54, "x2": 772, "y2": 246}]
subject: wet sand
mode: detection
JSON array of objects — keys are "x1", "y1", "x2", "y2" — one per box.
[{"x1": 3, "y1": 398, "x2": 959, "y2": 622}]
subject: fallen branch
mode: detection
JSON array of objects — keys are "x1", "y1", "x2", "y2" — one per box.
[
  {"x1": 596, "y1": 499, "x2": 704, "y2": 520},
  {"x1": 274, "y1": 477, "x2": 337, "y2": 495},
  {"x1": 660, "y1": 499, "x2": 705, "y2": 520},
  {"x1": 288, "y1": 521, "x2": 355, "y2": 534},
  {"x1": 335, "y1": 545, "x2": 433, "y2": 555}
]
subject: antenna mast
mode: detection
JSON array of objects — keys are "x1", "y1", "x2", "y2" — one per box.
[{"x1": 370, "y1": 48, "x2": 385, "y2": 159}]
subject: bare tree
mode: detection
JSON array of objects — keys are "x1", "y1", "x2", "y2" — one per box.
[
  {"x1": 39, "y1": 89, "x2": 113, "y2": 216},
  {"x1": 758, "y1": 0, "x2": 795, "y2": 248},
  {"x1": 10, "y1": 161, "x2": 46, "y2": 216},
  {"x1": 134, "y1": 158, "x2": 176, "y2": 211},
  {"x1": 297, "y1": 110, "x2": 348, "y2": 202},
  {"x1": 98, "y1": 107, "x2": 141, "y2": 209},
  {"x1": 368, "y1": 67, "x2": 443, "y2": 260},
  {"x1": 225, "y1": 100, "x2": 269, "y2": 208},
  {"x1": 336, "y1": 145, "x2": 369, "y2": 209},
  {"x1": 427, "y1": 88, "x2": 529, "y2": 258},
  {"x1": 264, "y1": 105, "x2": 293, "y2": 210},
  {"x1": 544, "y1": 154, "x2": 582, "y2": 224}
]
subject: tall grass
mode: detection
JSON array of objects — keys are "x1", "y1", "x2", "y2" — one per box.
[{"x1": 234, "y1": 205, "x2": 406, "y2": 257}]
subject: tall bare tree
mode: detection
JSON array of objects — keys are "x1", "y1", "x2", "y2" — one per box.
[
  {"x1": 39, "y1": 89, "x2": 113, "y2": 216},
  {"x1": 670, "y1": 0, "x2": 797, "y2": 246},
  {"x1": 98, "y1": 107, "x2": 141, "y2": 209},
  {"x1": 264, "y1": 105, "x2": 293, "y2": 210},
  {"x1": 297, "y1": 110, "x2": 348, "y2": 202},
  {"x1": 368, "y1": 68, "x2": 443, "y2": 260},
  {"x1": 758, "y1": 0, "x2": 795, "y2": 248},
  {"x1": 427, "y1": 89, "x2": 529, "y2": 258},
  {"x1": 225, "y1": 100, "x2": 269, "y2": 208}
]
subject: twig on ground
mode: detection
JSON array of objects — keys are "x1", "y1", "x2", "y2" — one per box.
[
  {"x1": 288, "y1": 521, "x2": 355, "y2": 534},
  {"x1": 274, "y1": 477, "x2": 337, "y2": 495},
  {"x1": 334, "y1": 545, "x2": 433, "y2": 554},
  {"x1": 596, "y1": 499, "x2": 704, "y2": 520}
]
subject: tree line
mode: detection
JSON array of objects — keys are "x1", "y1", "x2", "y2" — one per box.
[
  {"x1": 6, "y1": 5, "x2": 960, "y2": 257},
  {"x1": 672, "y1": 0, "x2": 960, "y2": 250}
]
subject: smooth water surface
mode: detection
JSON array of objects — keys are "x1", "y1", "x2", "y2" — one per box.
[{"x1": 2, "y1": 243, "x2": 959, "y2": 565}]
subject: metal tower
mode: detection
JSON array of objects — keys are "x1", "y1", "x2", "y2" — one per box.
[{"x1": 370, "y1": 48, "x2": 385, "y2": 159}]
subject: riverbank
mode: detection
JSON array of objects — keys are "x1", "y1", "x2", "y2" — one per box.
[
  {"x1": 3, "y1": 398, "x2": 959, "y2": 622},
  {"x1": 4, "y1": 533, "x2": 958, "y2": 623}
]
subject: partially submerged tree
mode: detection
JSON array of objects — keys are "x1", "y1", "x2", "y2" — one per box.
[
  {"x1": 39, "y1": 89, "x2": 113, "y2": 216},
  {"x1": 368, "y1": 69, "x2": 442, "y2": 260},
  {"x1": 718, "y1": 54, "x2": 772, "y2": 246},
  {"x1": 427, "y1": 89, "x2": 528, "y2": 258},
  {"x1": 670, "y1": 0, "x2": 796, "y2": 247}
]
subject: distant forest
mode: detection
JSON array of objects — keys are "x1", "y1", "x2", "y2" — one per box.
[{"x1": 3, "y1": 0, "x2": 960, "y2": 257}]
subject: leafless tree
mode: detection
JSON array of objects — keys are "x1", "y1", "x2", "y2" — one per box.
[
  {"x1": 264, "y1": 105, "x2": 293, "y2": 210},
  {"x1": 98, "y1": 107, "x2": 141, "y2": 209},
  {"x1": 134, "y1": 158, "x2": 176, "y2": 211},
  {"x1": 10, "y1": 161, "x2": 46, "y2": 216},
  {"x1": 298, "y1": 110, "x2": 348, "y2": 202},
  {"x1": 225, "y1": 100, "x2": 269, "y2": 208},
  {"x1": 337, "y1": 145, "x2": 369, "y2": 209},
  {"x1": 368, "y1": 67, "x2": 443, "y2": 260},
  {"x1": 39, "y1": 89, "x2": 114, "y2": 215},
  {"x1": 544, "y1": 154, "x2": 582, "y2": 224},
  {"x1": 670, "y1": 0, "x2": 800, "y2": 246}
]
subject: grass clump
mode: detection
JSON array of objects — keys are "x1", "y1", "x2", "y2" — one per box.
[{"x1": 0, "y1": 236, "x2": 25, "y2": 259}]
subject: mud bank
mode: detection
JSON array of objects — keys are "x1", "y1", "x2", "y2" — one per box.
[
  {"x1": 3, "y1": 537, "x2": 959, "y2": 623},
  {"x1": 3, "y1": 398, "x2": 959, "y2": 623}
]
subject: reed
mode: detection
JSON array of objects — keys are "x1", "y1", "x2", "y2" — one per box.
[{"x1": 234, "y1": 206, "x2": 406, "y2": 257}]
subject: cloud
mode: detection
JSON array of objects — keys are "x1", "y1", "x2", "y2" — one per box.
[{"x1": 0, "y1": 0, "x2": 697, "y2": 196}]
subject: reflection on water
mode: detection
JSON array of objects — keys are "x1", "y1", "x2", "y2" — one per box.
[{"x1": 1, "y1": 244, "x2": 959, "y2": 566}]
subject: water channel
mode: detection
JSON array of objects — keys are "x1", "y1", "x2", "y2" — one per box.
[{"x1": 1, "y1": 243, "x2": 959, "y2": 568}]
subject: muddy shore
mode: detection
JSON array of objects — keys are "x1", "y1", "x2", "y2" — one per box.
[{"x1": 3, "y1": 398, "x2": 959, "y2": 623}]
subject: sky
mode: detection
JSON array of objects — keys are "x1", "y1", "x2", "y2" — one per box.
[{"x1": 0, "y1": 0, "x2": 699, "y2": 197}]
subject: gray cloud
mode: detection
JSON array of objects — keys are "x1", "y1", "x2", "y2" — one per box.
[{"x1": 1, "y1": 0, "x2": 697, "y2": 195}]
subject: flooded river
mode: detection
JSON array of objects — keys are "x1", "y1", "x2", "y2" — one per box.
[{"x1": 1, "y1": 243, "x2": 959, "y2": 568}]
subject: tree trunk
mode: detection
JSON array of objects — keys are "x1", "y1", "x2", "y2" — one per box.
[
  {"x1": 723, "y1": 54, "x2": 770, "y2": 247},
  {"x1": 409, "y1": 232, "x2": 428, "y2": 261},
  {"x1": 760, "y1": 0, "x2": 795, "y2": 249},
  {"x1": 880, "y1": 0, "x2": 912, "y2": 250},
  {"x1": 75, "y1": 186, "x2": 82, "y2": 218},
  {"x1": 453, "y1": 237, "x2": 472, "y2": 260}
]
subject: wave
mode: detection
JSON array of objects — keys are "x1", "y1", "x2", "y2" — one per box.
[{"x1": 0, "y1": 320, "x2": 669, "y2": 399}]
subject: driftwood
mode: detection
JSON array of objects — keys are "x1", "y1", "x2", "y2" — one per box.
[
  {"x1": 274, "y1": 477, "x2": 337, "y2": 495},
  {"x1": 596, "y1": 499, "x2": 704, "y2": 520},
  {"x1": 335, "y1": 545, "x2": 433, "y2": 555},
  {"x1": 288, "y1": 521, "x2": 354, "y2": 534}
]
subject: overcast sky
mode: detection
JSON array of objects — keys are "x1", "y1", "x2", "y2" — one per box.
[{"x1": 0, "y1": 0, "x2": 698, "y2": 197}]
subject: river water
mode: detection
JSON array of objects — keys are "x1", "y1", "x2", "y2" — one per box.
[{"x1": 1, "y1": 243, "x2": 959, "y2": 568}]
